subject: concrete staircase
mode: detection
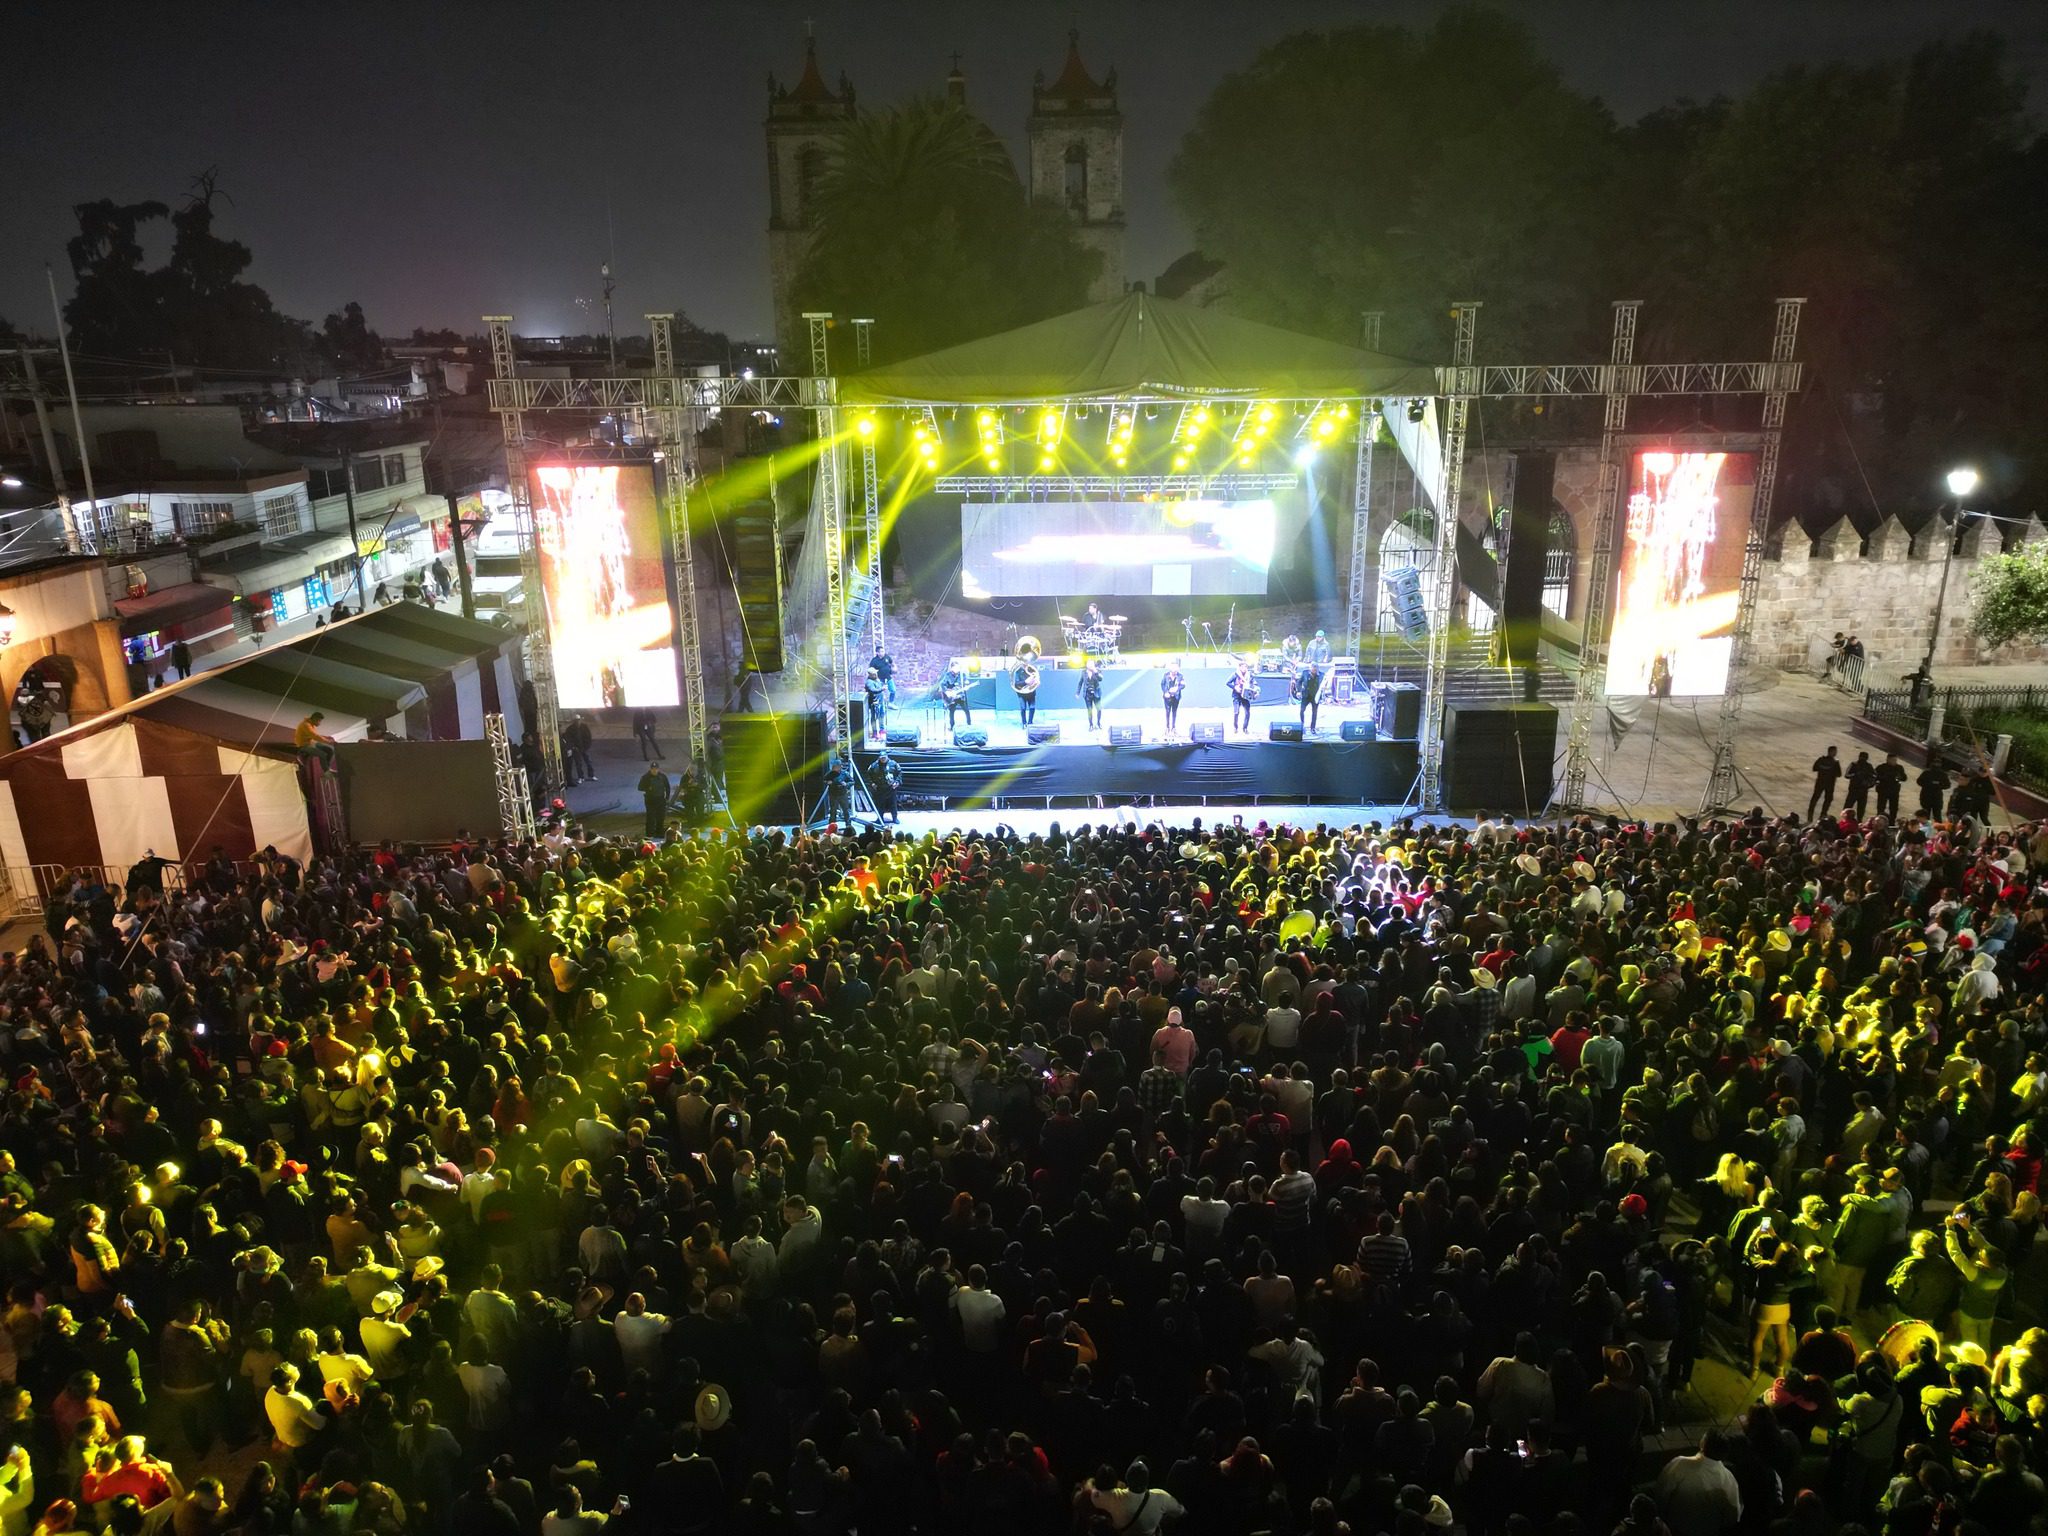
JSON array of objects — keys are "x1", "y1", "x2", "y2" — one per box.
[{"x1": 1352, "y1": 635, "x2": 1579, "y2": 704}]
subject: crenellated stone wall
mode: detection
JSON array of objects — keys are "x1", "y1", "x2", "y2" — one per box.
[{"x1": 1748, "y1": 510, "x2": 2048, "y2": 674}]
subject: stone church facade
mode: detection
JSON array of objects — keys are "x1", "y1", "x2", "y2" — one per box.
[{"x1": 764, "y1": 32, "x2": 1126, "y2": 355}]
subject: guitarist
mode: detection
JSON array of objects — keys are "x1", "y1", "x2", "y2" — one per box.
[
  {"x1": 940, "y1": 662, "x2": 974, "y2": 732},
  {"x1": 1079, "y1": 659, "x2": 1105, "y2": 732},
  {"x1": 1013, "y1": 658, "x2": 1041, "y2": 726},
  {"x1": 1230, "y1": 661, "x2": 1257, "y2": 735},
  {"x1": 1161, "y1": 659, "x2": 1186, "y2": 739}
]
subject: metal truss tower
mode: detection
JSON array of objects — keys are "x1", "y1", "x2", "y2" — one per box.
[
  {"x1": 1417, "y1": 302, "x2": 1479, "y2": 812},
  {"x1": 648, "y1": 313, "x2": 709, "y2": 768},
  {"x1": 806, "y1": 313, "x2": 854, "y2": 749},
  {"x1": 1700, "y1": 298, "x2": 1805, "y2": 814},
  {"x1": 850, "y1": 319, "x2": 884, "y2": 666},
  {"x1": 1344, "y1": 311, "x2": 1383, "y2": 658},
  {"x1": 485, "y1": 315, "x2": 561, "y2": 790},
  {"x1": 1557, "y1": 300, "x2": 1641, "y2": 811},
  {"x1": 485, "y1": 711, "x2": 537, "y2": 841}
]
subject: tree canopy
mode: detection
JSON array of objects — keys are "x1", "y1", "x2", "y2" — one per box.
[
  {"x1": 1170, "y1": 9, "x2": 2048, "y2": 513},
  {"x1": 64, "y1": 176, "x2": 384, "y2": 374},
  {"x1": 791, "y1": 97, "x2": 1100, "y2": 364},
  {"x1": 1972, "y1": 542, "x2": 2048, "y2": 650}
]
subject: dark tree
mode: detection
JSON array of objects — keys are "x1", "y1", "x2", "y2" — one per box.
[{"x1": 791, "y1": 96, "x2": 1100, "y2": 362}]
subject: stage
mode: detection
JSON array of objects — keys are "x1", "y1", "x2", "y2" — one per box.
[{"x1": 856, "y1": 699, "x2": 1418, "y2": 809}]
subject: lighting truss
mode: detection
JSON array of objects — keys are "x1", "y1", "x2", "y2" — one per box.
[{"x1": 932, "y1": 472, "x2": 1301, "y2": 497}]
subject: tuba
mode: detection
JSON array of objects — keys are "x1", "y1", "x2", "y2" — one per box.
[
  {"x1": 1014, "y1": 634, "x2": 1042, "y2": 662},
  {"x1": 1012, "y1": 659, "x2": 1041, "y2": 695}
]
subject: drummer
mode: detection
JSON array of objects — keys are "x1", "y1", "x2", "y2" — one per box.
[{"x1": 1084, "y1": 601, "x2": 1105, "y2": 629}]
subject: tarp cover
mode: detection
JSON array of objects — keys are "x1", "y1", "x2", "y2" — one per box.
[{"x1": 841, "y1": 292, "x2": 1437, "y2": 406}]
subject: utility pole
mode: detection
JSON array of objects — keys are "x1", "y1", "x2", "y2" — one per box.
[
  {"x1": 340, "y1": 449, "x2": 365, "y2": 608},
  {"x1": 15, "y1": 341, "x2": 80, "y2": 553},
  {"x1": 446, "y1": 491, "x2": 476, "y2": 620},
  {"x1": 46, "y1": 265, "x2": 97, "y2": 528}
]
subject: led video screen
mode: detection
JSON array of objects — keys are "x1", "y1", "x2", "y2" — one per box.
[
  {"x1": 532, "y1": 463, "x2": 678, "y2": 709},
  {"x1": 960, "y1": 499, "x2": 1277, "y2": 599},
  {"x1": 1603, "y1": 450, "x2": 1755, "y2": 697}
]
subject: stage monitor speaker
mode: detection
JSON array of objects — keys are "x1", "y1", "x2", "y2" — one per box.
[
  {"x1": 1189, "y1": 723, "x2": 1224, "y2": 745},
  {"x1": 953, "y1": 728, "x2": 989, "y2": 748},
  {"x1": 885, "y1": 727, "x2": 920, "y2": 749},
  {"x1": 1499, "y1": 451, "x2": 1555, "y2": 666},
  {"x1": 1107, "y1": 725, "x2": 1143, "y2": 746},
  {"x1": 1370, "y1": 680, "x2": 1423, "y2": 739},
  {"x1": 1443, "y1": 701, "x2": 1558, "y2": 815},
  {"x1": 1026, "y1": 724, "x2": 1062, "y2": 745},
  {"x1": 1339, "y1": 720, "x2": 1376, "y2": 742},
  {"x1": 846, "y1": 696, "x2": 865, "y2": 743},
  {"x1": 720, "y1": 711, "x2": 823, "y2": 826},
  {"x1": 1382, "y1": 566, "x2": 1429, "y2": 641},
  {"x1": 1269, "y1": 722, "x2": 1304, "y2": 743},
  {"x1": 726, "y1": 498, "x2": 785, "y2": 674}
]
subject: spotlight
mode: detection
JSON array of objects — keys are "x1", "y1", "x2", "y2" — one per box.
[
  {"x1": 856, "y1": 415, "x2": 876, "y2": 439},
  {"x1": 977, "y1": 409, "x2": 996, "y2": 427},
  {"x1": 1293, "y1": 444, "x2": 1319, "y2": 468},
  {"x1": 1406, "y1": 399, "x2": 1426, "y2": 423},
  {"x1": 1038, "y1": 453, "x2": 1055, "y2": 472}
]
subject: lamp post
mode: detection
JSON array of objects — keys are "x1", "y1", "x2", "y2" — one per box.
[{"x1": 1914, "y1": 466, "x2": 1979, "y2": 701}]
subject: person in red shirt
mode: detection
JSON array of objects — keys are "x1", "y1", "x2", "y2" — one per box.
[{"x1": 1549, "y1": 1011, "x2": 1593, "y2": 1074}]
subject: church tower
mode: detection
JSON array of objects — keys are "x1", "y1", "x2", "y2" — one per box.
[
  {"x1": 1028, "y1": 31, "x2": 1125, "y2": 304},
  {"x1": 765, "y1": 33, "x2": 855, "y2": 357}
]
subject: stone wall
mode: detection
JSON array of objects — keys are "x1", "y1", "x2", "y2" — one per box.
[{"x1": 1751, "y1": 511, "x2": 2048, "y2": 674}]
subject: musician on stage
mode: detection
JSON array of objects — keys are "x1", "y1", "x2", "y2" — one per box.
[
  {"x1": 869, "y1": 649, "x2": 895, "y2": 701},
  {"x1": 1084, "y1": 601, "x2": 1105, "y2": 630},
  {"x1": 940, "y1": 661, "x2": 974, "y2": 732},
  {"x1": 1306, "y1": 628, "x2": 1332, "y2": 672},
  {"x1": 1012, "y1": 655, "x2": 1041, "y2": 725},
  {"x1": 1229, "y1": 660, "x2": 1256, "y2": 734},
  {"x1": 1296, "y1": 654, "x2": 1324, "y2": 733},
  {"x1": 1079, "y1": 658, "x2": 1105, "y2": 731},
  {"x1": 863, "y1": 664, "x2": 888, "y2": 740},
  {"x1": 1161, "y1": 658, "x2": 1186, "y2": 738}
]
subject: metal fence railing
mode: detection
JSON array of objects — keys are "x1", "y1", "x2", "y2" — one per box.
[
  {"x1": 1862, "y1": 684, "x2": 2048, "y2": 796},
  {"x1": 0, "y1": 861, "x2": 197, "y2": 923}
]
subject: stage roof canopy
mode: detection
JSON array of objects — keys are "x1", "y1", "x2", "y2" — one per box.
[{"x1": 841, "y1": 292, "x2": 1437, "y2": 407}]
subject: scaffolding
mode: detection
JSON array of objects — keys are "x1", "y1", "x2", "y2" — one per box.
[
  {"x1": 1417, "y1": 303, "x2": 1479, "y2": 812},
  {"x1": 484, "y1": 315, "x2": 561, "y2": 790},
  {"x1": 648, "y1": 312, "x2": 709, "y2": 767},
  {"x1": 485, "y1": 711, "x2": 537, "y2": 841}
]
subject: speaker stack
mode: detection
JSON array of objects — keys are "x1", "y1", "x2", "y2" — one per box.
[
  {"x1": 1442, "y1": 702, "x2": 1558, "y2": 814},
  {"x1": 1369, "y1": 680, "x2": 1422, "y2": 739},
  {"x1": 720, "y1": 711, "x2": 824, "y2": 825},
  {"x1": 1382, "y1": 566, "x2": 1430, "y2": 640},
  {"x1": 1499, "y1": 450, "x2": 1555, "y2": 667}
]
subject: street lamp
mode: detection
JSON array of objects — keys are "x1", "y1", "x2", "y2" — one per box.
[{"x1": 1915, "y1": 465, "x2": 1980, "y2": 699}]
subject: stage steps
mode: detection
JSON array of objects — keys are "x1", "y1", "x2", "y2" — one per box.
[{"x1": 1352, "y1": 637, "x2": 1578, "y2": 704}]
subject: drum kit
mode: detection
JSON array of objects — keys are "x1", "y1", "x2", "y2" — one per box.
[{"x1": 1059, "y1": 614, "x2": 1126, "y2": 661}]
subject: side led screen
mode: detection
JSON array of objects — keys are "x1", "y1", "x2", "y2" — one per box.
[
  {"x1": 532, "y1": 463, "x2": 678, "y2": 709},
  {"x1": 1603, "y1": 450, "x2": 1755, "y2": 697},
  {"x1": 960, "y1": 499, "x2": 1278, "y2": 598}
]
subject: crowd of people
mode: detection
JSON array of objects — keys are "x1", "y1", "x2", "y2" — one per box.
[{"x1": 1, "y1": 796, "x2": 2045, "y2": 1536}]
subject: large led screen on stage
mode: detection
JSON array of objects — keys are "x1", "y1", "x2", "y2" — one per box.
[
  {"x1": 532, "y1": 463, "x2": 678, "y2": 709},
  {"x1": 960, "y1": 499, "x2": 1278, "y2": 599},
  {"x1": 1603, "y1": 450, "x2": 1755, "y2": 697}
]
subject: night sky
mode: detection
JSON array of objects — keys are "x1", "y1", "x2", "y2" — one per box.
[{"x1": 6, "y1": 0, "x2": 2044, "y2": 347}]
